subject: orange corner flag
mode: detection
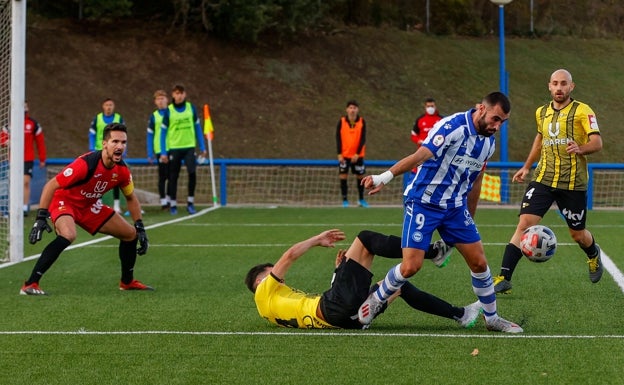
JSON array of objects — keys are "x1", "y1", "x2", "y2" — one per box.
[
  {"x1": 479, "y1": 172, "x2": 501, "y2": 203},
  {"x1": 203, "y1": 104, "x2": 214, "y2": 141}
]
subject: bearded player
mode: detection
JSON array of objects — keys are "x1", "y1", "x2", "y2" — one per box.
[{"x1": 20, "y1": 123, "x2": 151, "y2": 295}]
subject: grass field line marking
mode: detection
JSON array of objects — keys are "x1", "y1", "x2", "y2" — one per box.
[
  {"x1": 600, "y1": 250, "x2": 624, "y2": 292},
  {"x1": 0, "y1": 330, "x2": 623, "y2": 339},
  {"x1": 0, "y1": 206, "x2": 221, "y2": 270},
  {"x1": 177, "y1": 223, "x2": 624, "y2": 229},
  {"x1": 81, "y1": 242, "x2": 587, "y2": 248}
]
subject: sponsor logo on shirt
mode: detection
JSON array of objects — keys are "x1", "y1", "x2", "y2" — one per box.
[{"x1": 451, "y1": 156, "x2": 483, "y2": 171}]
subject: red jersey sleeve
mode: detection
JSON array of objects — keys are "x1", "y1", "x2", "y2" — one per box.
[{"x1": 55, "y1": 158, "x2": 89, "y2": 189}]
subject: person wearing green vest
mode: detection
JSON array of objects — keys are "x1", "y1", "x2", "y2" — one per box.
[
  {"x1": 159, "y1": 84, "x2": 206, "y2": 215},
  {"x1": 146, "y1": 90, "x2": 170, "y2": 210},
  {"x1": 89, "y1": 98, "x2": 124, "y2": 213}
]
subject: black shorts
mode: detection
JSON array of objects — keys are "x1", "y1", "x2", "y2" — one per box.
[
  {"x1": 339, "y1": 158, "x2": 366, "y2": 175},
  {"x1": 24, "y1": 161, "x2": 34, "y2": 178},
  {"x1": 319, "y1": 258, "x2": 372, "y2": 329},
  {"x1": 520, "y1": 181, "x2": 588, "y2": 230}
]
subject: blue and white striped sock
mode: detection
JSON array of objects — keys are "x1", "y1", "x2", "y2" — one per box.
[
  {"x1": 471, "y1": 266, "x2": 497, "y2": 321},
  {"x1": 374, "y1": 264, "x2": 407, "y2": 302}
]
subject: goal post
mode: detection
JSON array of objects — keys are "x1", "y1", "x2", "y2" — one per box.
[
  {"x1": 10, "y1": 0, "x2": 26, "y2": 263},
  {"x1": 0, "y1": 0, "x2": 26, "y2": 263}
]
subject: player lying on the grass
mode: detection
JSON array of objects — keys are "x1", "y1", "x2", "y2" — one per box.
[{"x1": 245, "y1": 229, "x2": 481, "y2": 329}]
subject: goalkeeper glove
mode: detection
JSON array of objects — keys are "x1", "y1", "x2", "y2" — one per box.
[
  {"x1": 29, "y1": 208, "x2": 52, "y2": 245},
  {"x1": 135, "y1": 219, "x2": 149, "y2": 255}
]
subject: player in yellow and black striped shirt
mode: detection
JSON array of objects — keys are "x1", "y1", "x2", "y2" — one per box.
[{"x1": 494, "y1": 69, "x2": 603, "y2": 294}]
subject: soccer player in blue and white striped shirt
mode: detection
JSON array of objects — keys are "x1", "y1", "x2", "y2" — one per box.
[{"x1": 357, "y1": 92, "x2": 523, "y2": 333}]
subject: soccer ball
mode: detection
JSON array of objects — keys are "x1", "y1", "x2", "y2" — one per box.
[{"x1": 520, "y1": 225, "x2": 557, "y2": 263}]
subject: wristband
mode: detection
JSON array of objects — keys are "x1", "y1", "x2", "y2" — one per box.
[{"x1": 372, "y1": 170, "x2": 394, "y2": 187}]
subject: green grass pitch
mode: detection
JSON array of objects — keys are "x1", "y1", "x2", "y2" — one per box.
[{"x1": 2, "y1": 206, "x2": 622, "y2": 384}]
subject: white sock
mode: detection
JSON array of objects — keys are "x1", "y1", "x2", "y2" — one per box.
[
  {"x1": 471, "y1": 266, "x2": 497, "y2": 321},
  {"x1": 375, "y1": 264, "x2": 406, "y2": 302}
]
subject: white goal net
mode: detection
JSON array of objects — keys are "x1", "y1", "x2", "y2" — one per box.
[{"x1": 0, "y1": 0, "x2": 12, "y2": 261}]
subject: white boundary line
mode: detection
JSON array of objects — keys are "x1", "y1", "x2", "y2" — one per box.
[
  {"x1": 0, "y1": 330, "x2": 622, "y2": 339},
  {"x1": 0, "y1": 206, "x2": 221, "y2": 269},
  {"x1": 6, "y1": 207, "x2": 623, "y2": 295}
]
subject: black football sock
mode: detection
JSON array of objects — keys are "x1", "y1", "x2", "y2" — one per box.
[
  {"x1": 119, "y1": 238, "x2": 138, "y2": 284},
  {"x1": 340, "y1": 179, "x2": 348, "y2": 201},
  {"x1": 26, "y1": 236, "x2": 72, "y2": 284},
  {"x1": 357, "y1": 180, "x2": 365, "y2": 200},
  {"x1": 500, "y1": 243, "x2": 523, "y2": 281},
  {"x1": 358, "y1": 230, "x2": 403, "y2": 259},
  {"x1": 400, "y1": 282, "x2": 461, "y2": 320},
  {"x1": 358, "y1": 230, "x2": 439, "y2": 260},
  {"x1": 581, "y1": 236, "x2": 599, "y2": 258},
  {"x1": 423, "y1": 243, "x2": 438, "y2": 260}
]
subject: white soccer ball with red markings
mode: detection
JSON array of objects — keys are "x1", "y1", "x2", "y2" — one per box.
[{"x1": 520, "y1": 225, "x2": 557, "y2": 263}]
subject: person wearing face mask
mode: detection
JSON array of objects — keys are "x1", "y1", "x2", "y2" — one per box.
[{"x1": 411, "y1": 98, "x2": 443, "y2": 148}]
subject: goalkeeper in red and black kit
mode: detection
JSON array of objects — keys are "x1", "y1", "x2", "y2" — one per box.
[{"x1": 20, "y1": 123, "x2": 152, "y2": 296}]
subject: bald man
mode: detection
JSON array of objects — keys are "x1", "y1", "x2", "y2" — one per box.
[{"x1": 493, "y1": 69, "x2": 604, "y2": 294}]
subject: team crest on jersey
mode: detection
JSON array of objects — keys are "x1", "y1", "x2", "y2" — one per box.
[
  {"x1": 63, "y1": 168, "x2": 73, "y2": 177},
  {"x1": 432, "y1": 134, "x2": 444, "y2": 147},
  {"x1": 411, "y1": 231, "x2": 423, "y2": 243}
]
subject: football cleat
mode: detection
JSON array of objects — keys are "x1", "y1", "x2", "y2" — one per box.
[
  {"x1": 357, "y1": 292, "x2": 386, "y2": 326},
  {"x1": 170, "y1": 206, "x2": 178, "y2": 215},
  {"x1": 358, "y1": 199, "x2": 369, "y2": 208},
  {"x1": 20, "y1": 282, "x2": 47, "y2": 296},
  {"x1": 587, "y1": 245, "x2": 603, "y2": 283},
  {"x1": 342, "y1": 200, "x2": 349, "y2": 208},
  {"x1": 486, "y1": 316, "x2": 523, "y2": 333},
  {"x1": 119, "y1": 279, "x2": 154, "y2": 291},
  {"x1": 187, "y1": 203, "x2": 196, "y2": 215},
  {"x1": 493, "y1": 275, "x2": 512, "y2": 294},
  {"x1": 431, "y1": 240, "x2": 452, "y2": 268},
  {"x1": 456, "y1": 301, "x2": 482, "y2": 329}
]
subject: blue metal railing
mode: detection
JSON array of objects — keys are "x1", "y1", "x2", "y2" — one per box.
[{"x1": 41, "y1": 159, "x2": 624, "y2": 209}]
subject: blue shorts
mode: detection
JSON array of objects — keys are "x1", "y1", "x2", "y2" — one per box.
[{"x1": 401, "y1": 200, "x2": 481, "y2": 249}]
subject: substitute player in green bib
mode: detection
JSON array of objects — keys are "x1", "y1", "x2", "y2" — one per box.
[
  {"x1": 147, "y1": 89, "x2": 170, "y2": 210},
  {"x1": 159, "y1": 84, "x2": 206, "y2": 215},
  {"x1": 89, "y1": 98, "x2": 124, "y2": 213}
]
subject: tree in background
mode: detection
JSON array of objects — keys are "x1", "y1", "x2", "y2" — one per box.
[{"x1": 26, "y1": 0, "x2": 624, "y2": 43}]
